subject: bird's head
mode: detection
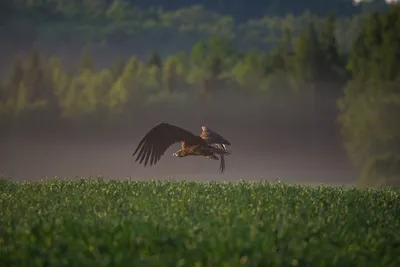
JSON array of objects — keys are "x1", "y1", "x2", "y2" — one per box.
[
  {"x1": 172, "y1": 150, "x2": 185, "y2": 157},
  {"x1": 201, "y1": 126, "x2": 210, "y2": 133}
]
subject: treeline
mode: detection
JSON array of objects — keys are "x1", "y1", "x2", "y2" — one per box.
[
  {"x1": 130, "y1": 0, "x2": 390, "y2": 20},
  {"x1": 0, "y1": 12, "x2": 345, "y2": 122},
  {"x1": 0, "y1": 0, "x2": 391, "y2": 56},
  {"x1": 0, "y1": 0, "x2": 379, "y2": 73},
  {"x1": 1, "y1": 0, "x2": 390, "y2": 20}
]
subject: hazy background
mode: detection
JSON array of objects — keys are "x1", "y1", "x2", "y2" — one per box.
[
  {"x1": 2, "y1": 0, "x2": 398, "y2": 186},
  {"x1": 0, "y1": 91, "x2": 355, "y2": 183}
]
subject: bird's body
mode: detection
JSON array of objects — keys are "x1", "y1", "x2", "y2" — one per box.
[
  {"x1": 132, "y1": 123, "x2": 231, "y2": 173},
  {"x1": 173, "y1": 141, "x2": 230, "y2": 158}
]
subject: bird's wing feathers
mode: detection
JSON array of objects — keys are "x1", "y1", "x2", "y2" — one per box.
[
  {"x1": 132, "y1": 123, "x2": 203, "y2": 166},
  {"x1": 200, "y1": 126, "x2": 231, "y2": 146}
]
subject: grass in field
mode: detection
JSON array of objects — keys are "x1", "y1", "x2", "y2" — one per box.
[{"x1": 1, "y1": 178, "x2": 399, "y2": 267}]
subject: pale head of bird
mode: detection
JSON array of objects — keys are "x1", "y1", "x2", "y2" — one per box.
[{"x1": 201, "y1": 126, "x2": 211, "y2": 134}]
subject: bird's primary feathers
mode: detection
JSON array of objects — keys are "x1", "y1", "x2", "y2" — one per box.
[{"x1": 132, "y1": 122, "x2": 232, "y2": 173}]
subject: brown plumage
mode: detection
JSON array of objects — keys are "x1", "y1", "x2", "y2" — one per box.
[
  {"x1": 132, "y1": 123, "x2": 232, "y2": 173},
  {"x1": 200, "y1": 126, "x2": 231, "y2": 149},
  {"x1": 200, "y1": 126, "x2": 231, "y2": 173}
]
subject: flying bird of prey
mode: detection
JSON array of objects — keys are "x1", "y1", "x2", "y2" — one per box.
[{"x1": 132, "y1": 123, "x2": 232, "y2": 173}]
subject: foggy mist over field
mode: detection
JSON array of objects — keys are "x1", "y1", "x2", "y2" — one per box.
[
  {"x1": 2, "y1": 0, "x2": 397, "y2": 187},
  {"x1": 0, "y1": 91, "x2": 355, "y2": 183}
]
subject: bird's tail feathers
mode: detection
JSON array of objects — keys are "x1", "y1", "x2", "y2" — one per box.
[{"x1": 219, "y1": 153, "x2": 226, "y2": 173}]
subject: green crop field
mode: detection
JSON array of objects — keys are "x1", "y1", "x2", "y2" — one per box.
[{"x1": 1, "y1": 178, "x2": 399, "y2": 267}]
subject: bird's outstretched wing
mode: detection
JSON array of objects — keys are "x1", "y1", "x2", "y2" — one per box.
[{"x1": 132, "y1": 122, "x2": 203, "y2": 166}]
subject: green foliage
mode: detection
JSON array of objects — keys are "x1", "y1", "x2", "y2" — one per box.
[
  {"x1": 1, "y1": 179, "x2": 400, "y2": 266},
  {"x1": 147, "y1": 52, "x2": 162, "y2": 69},
  {"x1": 231, "y1": 50, "x2": 269, "y2": 92},
  {"x1": 0, "y1": 1, "x2": 370, "y2": 59},
  {"x1": 293, "y1": 21, "x2": 324, "y2": 87},
  {"x1": 7, "y1": 58, "x2": 24, "y2": 100},
  {"x1": 338, "y1": 83, "x2": 400, "y2": 167},
  {"x1": 79, "y1": 46, "x2": 95, "y2": 73},
  {"x1": 319, "y1": 12, "x2": 344, "y2": 83},
  {"x1": 338, "y1": 5, "x2": 400, "y2": 185},
  {"x1": 360, "y1": 153, "x2": 400, "y2": 187}
]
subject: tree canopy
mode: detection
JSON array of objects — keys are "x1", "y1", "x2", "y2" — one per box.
[{"x1": 0, "y1": 0, "x2": 386, "y2": 74}]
